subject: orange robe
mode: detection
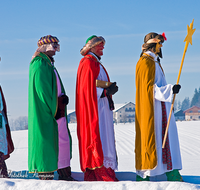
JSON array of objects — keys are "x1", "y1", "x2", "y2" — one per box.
[{"x1": 135, "y1": 54, "x2": 157, "y2": 170}]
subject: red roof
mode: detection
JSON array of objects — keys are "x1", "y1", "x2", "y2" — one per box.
[{"x1": 183, "y1": 105, "x2": 200, "y2": 113}]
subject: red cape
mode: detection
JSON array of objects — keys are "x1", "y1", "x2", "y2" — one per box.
[
  {"x1": 0, "y1": 86, "x2": 14, "y2": 160},
  {"x1": 76, "y1": 54, "x2": 110, "y2": 172}
]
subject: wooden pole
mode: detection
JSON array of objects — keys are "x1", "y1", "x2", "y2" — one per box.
[{"x1": 162, "y1": 19, "x2": 195, "y2": 148}]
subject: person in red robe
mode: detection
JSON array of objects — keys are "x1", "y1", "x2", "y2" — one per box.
[
  {"x1": 76, "y1": 35, "x2": 119, "y2": 181},
  {"x1": 0, "y1": 86, "x2": 14, "y2": 178}
]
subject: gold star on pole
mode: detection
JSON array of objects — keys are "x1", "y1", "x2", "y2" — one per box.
[{"x1": 184, "y1": 19, "x2": 196, "y2": 45}]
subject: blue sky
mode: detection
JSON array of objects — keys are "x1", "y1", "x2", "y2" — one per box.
[{"x1": 0, "y1": 0, "x2": 199, "y2": 119}]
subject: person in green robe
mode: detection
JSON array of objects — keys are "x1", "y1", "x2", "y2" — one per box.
[{"x1": 28, "y1": 35, "x2": 75, "y2": 181}]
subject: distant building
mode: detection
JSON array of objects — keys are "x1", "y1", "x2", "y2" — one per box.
[
  {"x1": 67, "y1": 102, "x2": 136, "y2": 124},
  {"x1": 184, "y1": 106, "x2": 200, "y2": 121},
  {"x1": 174, "y1": 109, "x2": 185, "y2": 121},
  {"x1": 113, "y1": 102, "x2": 135, "y2": 123},
  {"x1": 67, "y1": 110, "x2": 76, "y2": 123}
]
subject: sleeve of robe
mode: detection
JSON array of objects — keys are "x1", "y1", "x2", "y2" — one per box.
[{"x1": 154, "y1": 84, "x2": 173, "y2": 102}]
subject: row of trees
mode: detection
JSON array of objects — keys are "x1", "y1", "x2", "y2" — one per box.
[
  {"x1": 7, "y1": 88, "x2": 200, "y2": 130},
  {"x1": 174, "y1": 87, "x2": 200, "y2": 111}
]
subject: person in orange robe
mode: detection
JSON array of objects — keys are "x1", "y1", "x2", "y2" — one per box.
[{"x1": 135, "y1": 32, "x2": 183, "y2": 181}]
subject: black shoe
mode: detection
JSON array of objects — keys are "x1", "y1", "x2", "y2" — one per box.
[
  {"x1": 57, "y1": 166, "x2": 78, "y2": 181},
  {"x1": 58, "y1": 175, "x2": 77, "y2": 181}
]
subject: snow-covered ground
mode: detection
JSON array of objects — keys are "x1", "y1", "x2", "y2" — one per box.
[{"x1": 2, "y1": 121, "x2": 200, "y2": 189}]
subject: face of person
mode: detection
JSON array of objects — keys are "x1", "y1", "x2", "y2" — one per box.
[
  {"x1": 155, "y1": 41, "x2": 163, "y2": 54},
  {"x1": 52, "y1": 43, "x2": 60, "y2": 52},
  {"x1": 91, "y1": 42, "x2": 104, "y2": 57}
]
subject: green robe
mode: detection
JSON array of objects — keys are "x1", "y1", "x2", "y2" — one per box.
[{"x1": 28, "y1": 52, "x2": 72, "y2": 173}]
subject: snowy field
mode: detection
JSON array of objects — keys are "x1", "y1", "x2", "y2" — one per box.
[{"x1": 1, "y1": 121, "x2": 200, "y2": 189}]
